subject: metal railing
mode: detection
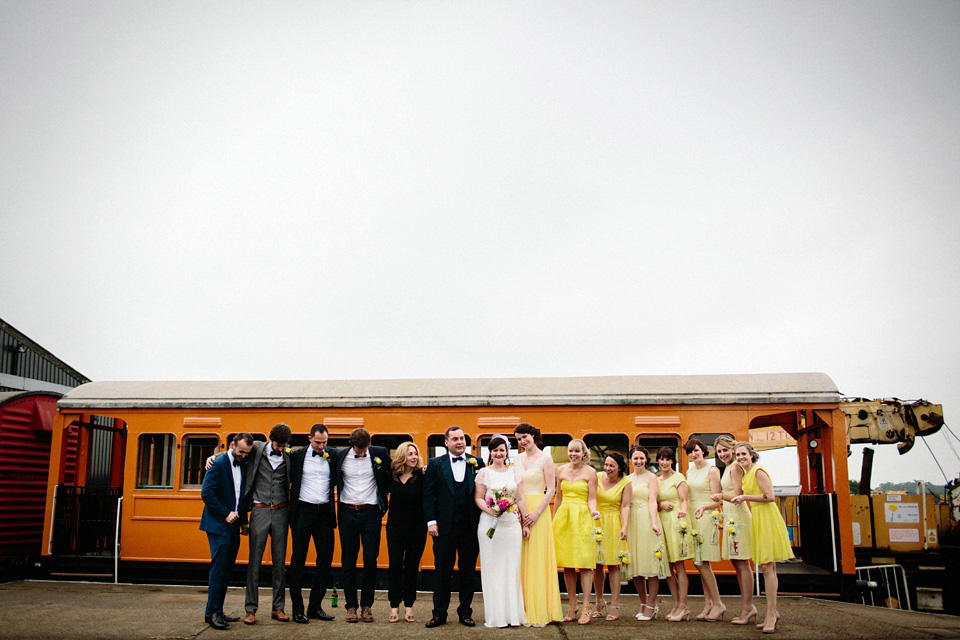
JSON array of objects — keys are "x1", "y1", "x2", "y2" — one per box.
[{"x1": 856, "y1": 564, "x2": 911, "y2": 611}]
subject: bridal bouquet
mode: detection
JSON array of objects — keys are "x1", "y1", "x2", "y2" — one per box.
[{"x1": 485, "y1": 487, "x2": 515, "y2": 538}]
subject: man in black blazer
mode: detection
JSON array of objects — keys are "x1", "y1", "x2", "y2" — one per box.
[
  {"x1": 422, "y1": 426, "x2": 484, "y2": 628},
  {"x1": 287, "y1": 423, "x2": 338, "y2": 624},
  {"x1": 331, "y1": 427, "x2": 389, "y2": 623},
  {"x1": 200, "y1": 432, "x2": 254, "y2": 630}
]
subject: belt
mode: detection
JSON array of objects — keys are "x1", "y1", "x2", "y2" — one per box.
[
  {"x1": 340, "y1": 502, "x2": 376, "y2": 511},
  {"x1": 253, "y1": 502, "x2": 288, "y2": 509},
  {"x1": 299, "y1": 501, "x2": 330, "y2": 508}
]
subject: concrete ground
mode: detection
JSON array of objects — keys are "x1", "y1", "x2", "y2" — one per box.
[{"x1": 3, "y1": 580, "x2": 960, "y2": 640}]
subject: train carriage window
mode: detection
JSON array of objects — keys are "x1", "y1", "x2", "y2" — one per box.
[
  {"x1": 181, "y1": 435, "x2": 220, "y2": 489},
  {"x1": 136, "y1": 434, "x2": 175, "y2": 489},
  {"x1": 583, "y1": 433, "x2": 631, "y2": 473},
  {"x1": 686, "y1": 433, "x2": 732, "y2": 460},
  {"x1": 427, "y1": 433, "x2": 473, "y2": 459}
]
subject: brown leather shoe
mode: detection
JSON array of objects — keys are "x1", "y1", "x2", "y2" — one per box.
[
  {"x1": 360, "y1": 607, "x2": 374, "y2": 623},
  {"x1": 243, "y1": 612, "x2": 256, "y2": 625},
  {"x1": 345, "y1": 608, "x2": 359, "y2": 623},
  {"x1": 272, "y1": 610, "x2": 290, "y2": 622}
]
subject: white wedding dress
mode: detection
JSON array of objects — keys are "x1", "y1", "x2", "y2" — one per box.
[{"x1": 476, "y1": 465, "x2": 526, "y2": 627}]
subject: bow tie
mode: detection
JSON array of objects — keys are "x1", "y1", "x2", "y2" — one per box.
[
  {"x1": 312, "y1": 450, "x2": 323, "y2": 457},
  {"x1": 355, "y1": 454, "x2": 366, "y2": 458},
  {"x1": 269, "y1": 449, "x2": 282, "y2": 457},
  {"x1": 452, "y1": 456, "x2": 464, "y2": 462},
  {"x1": 233, "y1": 459, "x2": 242, "y2": 467}
]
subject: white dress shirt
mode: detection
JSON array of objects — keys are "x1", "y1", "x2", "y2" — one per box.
[
  {"x1": 227, "y1": 450, "x2": 242, "y2": 511},
  {"x1": 340, "y1": 450, "x2": 378, "y2": 506},
  {"x1": 299, "y1": 449, "x2": 331, "y2": 504}
]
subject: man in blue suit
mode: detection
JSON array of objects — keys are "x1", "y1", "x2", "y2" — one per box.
[
  {"x1": 422, "y1": 426, "x2": 484, "y2": 628},
  {"x1": 331, "y1": 427, "x2": 389, "y2": 623},
  {"x1": 200, "y1": 432, "x2": 254, "y2": 630}
]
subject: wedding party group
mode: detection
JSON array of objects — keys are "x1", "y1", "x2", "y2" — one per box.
[{"x1": 199, "y1": 422, "x2": 793, "y2": 634}]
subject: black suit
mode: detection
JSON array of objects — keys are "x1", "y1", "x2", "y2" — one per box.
[
  {"x1": 332, "y1": 445, "x2": 390, "y2": 610},
  {"x1": 287, "y1": 445, "x2": 338, "y2": 617},
  {"x1": 422, "y1": 452, "x2": 484, "y2": 621}
]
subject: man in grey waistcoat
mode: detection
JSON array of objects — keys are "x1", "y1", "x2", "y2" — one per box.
[{"x1": 238, "y1": 423, "x2": 293, "y2": 624}]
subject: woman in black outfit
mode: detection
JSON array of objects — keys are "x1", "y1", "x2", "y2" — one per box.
[{"x1": 386, "y1": 441, "x2": 428, "y2": 623}]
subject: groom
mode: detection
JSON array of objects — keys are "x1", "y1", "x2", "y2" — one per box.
[{"x1": 422, "y1": 426, "x2": 484, "y2": 628}]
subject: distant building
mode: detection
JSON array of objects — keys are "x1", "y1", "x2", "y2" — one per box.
[{"x1": 1, "y1": 317, "x2": 89, "y2": 392}]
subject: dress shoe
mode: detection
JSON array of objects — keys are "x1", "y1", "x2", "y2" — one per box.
[
  {"x1": 221, "y1": 613, "x2": 240, "y2": 622},
  {"x1": 360, "y1": 606, "x2": 374, "y2": 622},
  {"x1": 209, "y1": 613, "x2": 229, "y2": 630},
  {"x1": 309, "y1": 608, "x2": 334, "y2": 621},
  {"x1": 345, "y1": 607, "x2": 359, "y2": 623},
  {"x1": 244, "y1": 612, "x2": 256, "y2": 625},
  {"x1": 459, "y1": 616, "x2": 476, "y2": 627},
  {"x1": 293, "y1": 613, "x2": 309, "y2": 624},
  {"x1": 272, "y1": 610, "x2": 290, "y2": 622},
  {"x1": 425, "y1": 616, "x2": 446, "y2": 628}
]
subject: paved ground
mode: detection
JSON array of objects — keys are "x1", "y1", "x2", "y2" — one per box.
[{"x1": 3, "y1": 580, "x2": 960, "y2": 640}]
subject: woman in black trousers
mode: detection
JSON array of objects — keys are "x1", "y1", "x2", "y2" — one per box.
[{"x1": 386, "y1": 441, "x2": 428, "y2": 623}]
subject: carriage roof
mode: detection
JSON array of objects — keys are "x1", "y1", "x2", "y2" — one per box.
[{"x1": 57, "y1": 372, "x2": 840, "y2": 410}]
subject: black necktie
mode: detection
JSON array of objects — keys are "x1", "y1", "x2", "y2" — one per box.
[
  {"x1": 452, "y1": 456, "x2": 464, "y2": 462},
  {"x1": 312, "y1": 450, "x2": 323, "y2": 457},
  {"x1": 270, "y1": 449, "x2": 281, "y2": 457}
]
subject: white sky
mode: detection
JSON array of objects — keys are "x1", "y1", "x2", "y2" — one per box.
[{"x1": 2, "y1": 2, "x2": 958, "y2": 486}]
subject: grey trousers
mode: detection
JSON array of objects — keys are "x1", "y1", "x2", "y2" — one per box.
[{"x1": 245, "y1": 506, "x2": 289, "y2": 613}]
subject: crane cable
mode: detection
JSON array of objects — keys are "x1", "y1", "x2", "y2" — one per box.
[
  {"x1": 919, "y1": 434, "x2": 950, "y2": 485},
  {"x1": 939, "y1": 423, "x2": 960, "y2": 465}
]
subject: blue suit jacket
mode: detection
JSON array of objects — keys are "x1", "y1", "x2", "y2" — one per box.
[{"x1": 200, "y1": 451, "x2": 247, "y2": 536}]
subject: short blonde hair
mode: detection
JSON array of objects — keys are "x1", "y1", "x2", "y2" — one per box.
[
  {"x1": 391, "y1": 441, "x2": 423, "y2": 475},
  {"x1": 567, "y1": 438, "x2": 591, "y2": 465}
]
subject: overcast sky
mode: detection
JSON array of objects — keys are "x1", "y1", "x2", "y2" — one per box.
[{"x1": 2, "y1": 1, "x2": 958, "y2": 486}]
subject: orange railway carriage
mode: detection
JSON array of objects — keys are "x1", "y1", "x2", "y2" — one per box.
[{"x1": 40, "y1": 373, "x2": 856, "y2": 596}]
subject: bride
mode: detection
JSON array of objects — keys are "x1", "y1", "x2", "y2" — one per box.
[{"x1": 474, "y1": 434, "x2": 530, "y2": 627}]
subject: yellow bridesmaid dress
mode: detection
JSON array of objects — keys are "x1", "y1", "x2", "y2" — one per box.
[
  {"x1": 720, "y1": 467, "x2": 752, "y2": 560},
  {"x1": 553, "y1": 479, "x2": 596, "y2": 568},
  {"x1": 742, "y1": 465, "x2": 794, "y2": 565},
  {"x1": 595, "y1": 472, "x2": 629, "y2": 565},
  {"x1": 518, "y1": 452, "x2": 563, "y2": 625},
  {"x1": 657, "y1": 472, "x2": 692, "y2": 563},
  {"x1": 686, "y1": 463, "x2": 722, "y2": 562},
  {"x1": 624, "y1": 471, "x2": 664, "y2": 579}
]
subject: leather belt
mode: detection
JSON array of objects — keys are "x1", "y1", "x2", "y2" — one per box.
[
  {"x1": 340, "y1": 503, "x2": 375, "y2": 511},
  {"x1": 253, "y1": 502, "x2": 288, "y2": 509},
  {"x1": 299, "y1": 501, "x2": 330, "y2": 508}
]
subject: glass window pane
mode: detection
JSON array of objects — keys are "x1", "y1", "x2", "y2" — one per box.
[
  {"x1": 136, "y1": 434, "x2": 175, "y2": 489},
  {"x1": 181, "y1": 435, "x2": 219, "y2": 489},
  {"x1": 583, "y1": 433, "x2": 631, "y2": 473},
  {"x1": 427, "y1": 433, "x2": 473, "y2": 459}
]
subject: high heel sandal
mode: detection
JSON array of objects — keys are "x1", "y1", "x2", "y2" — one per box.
[
  {"x1": 636, "y1": 604, "x2": 655, "y2": 621},
  {"x1": 591, "y1": 599, "x2": 607, "y2": 618},
  {"x1": 605, "y1": 605, "x2": 619, "y2": 621},
  {"x1": 696, "y1": 607, "x2": 710, "y2": 621},
  {"x1": 404, "y1": 607, "x2": 415, "y2": 623},
  {"x1": 731, "y1": 606, "x2": 757, "y2": 625},
  {"x1": 705, "y1": 603, "x2": 726, "y2": 622},
  {"x1": 563, "y1": 602, "x2": 579, "y2": 622},
  {"x1": 578, "y1": 605, "x2": 592, "y2": 625},
  {"x1": 666, "y1": 607, "x2": 690, "y2": 622}
]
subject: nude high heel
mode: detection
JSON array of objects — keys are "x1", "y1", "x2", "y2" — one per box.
[
  {"x1": 591, "y1": 599, "x2": 607, "y2": 618},
  {"x1": 706, "y1": 603, "x2": 726, "y2": 622},
  {"x1": 666, "y1": 607, "x2": 690, "y2": 622},
  {"x1": 758, "y1": 611, "x2": 780, "y2": 629},
  {"x1": 731, "y1": 606, "x2": 757, "y2": 625}
]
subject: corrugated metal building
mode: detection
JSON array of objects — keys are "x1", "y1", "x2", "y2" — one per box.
[{"x1": 0, "y1": 318, "x2": 89, "y2": 563}]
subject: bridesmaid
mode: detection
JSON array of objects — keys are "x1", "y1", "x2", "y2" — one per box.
[
  {"x1": 683, "y1": 438, "x2": 724, "y2": 621},
  {"x1": 656, "y1": 446, "x2": 691, "y2": 622},
  {"x1": 386, "y1": 442, "x2": 428, "y2": 623},
  {"x1": 591, "y1": 452, "x2": 631, "y2": 621},
  {"x1": 710, "y1": 435, "x2": 755, "y2": 625},
  {"x1": 514, "y1": 423, "x2": 563, "y2": 626},
  {"x1": 623, "y1": 446, "x2": 663, "y2": 622},
  {"x1": 731, "y1": 442, "x2": 794, "y2": 634},
  {"x1": 553, "y1": 439, "x2": 601, "y2": 624}
]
